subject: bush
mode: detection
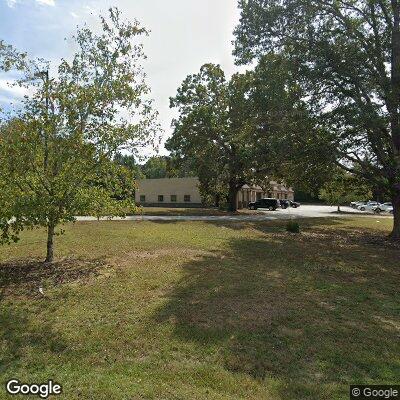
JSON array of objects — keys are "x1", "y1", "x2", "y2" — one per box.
[{"x1": 286, "y1": 220, "x2": 300, "y2": 233}]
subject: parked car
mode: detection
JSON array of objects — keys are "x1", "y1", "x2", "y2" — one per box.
[
  {"x1": 289, "y1": 200, "x2": 301, "y2": 208},
  {"x1": 248, "y1": 198, "x2": 280, "y2": 211},
  {"x1": 357, "y1": 201, "x2": 379, "y2": 212},
  {"x1": 373, "y1": 203, "x2": 393, "y2": 213},
  {"x1": 280, "y1": 200, "x2": 301, "y2": 209},
  {"x1": 351, "y1": 200, "x2": 368, "y2": 208},
  {"x1": 280, "y1": 200, "x2": 289, "y2": 209}
]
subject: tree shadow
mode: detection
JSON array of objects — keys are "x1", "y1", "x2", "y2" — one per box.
[
  {"x1": 0, "y1": 257, "x2": 109, "y2": 298},
  {"x1": 0, "y1": 306, "x2": 69, "y2": 374},
  {"x1": 153, "y1": 228, "x2": 400, "y2": 398}
]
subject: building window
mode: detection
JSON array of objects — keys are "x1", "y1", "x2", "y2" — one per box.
[
  {"x1": 170, "y1": 195, "x2": 177, "y2": 202},
  {"x1": 184, "y1": 195, "x2": 191, "y2": 202},
  {"x1": 140, "y1": 195, "x2": 146, "y2": 202},
  {"x1": 158, "y1": 195, "x2": 164, "y2": 202},
  {"x1": 285, "y1": 194, "x2": 288, "y2": 199}
]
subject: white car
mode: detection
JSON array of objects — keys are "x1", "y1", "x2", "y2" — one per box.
[
  {"x1": 357, "y1": 201, "x2": 379, "y2": 212},
  {"x1": 351, "y1": 201, "x2": 368, "y2": 209},
  {"x1": 373, "y1": 203, "x2": 393, "y2": 213}
]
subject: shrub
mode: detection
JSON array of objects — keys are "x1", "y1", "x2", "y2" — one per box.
[{"x1": 286, "y1": 220, "x2": 300, "y2": 233}]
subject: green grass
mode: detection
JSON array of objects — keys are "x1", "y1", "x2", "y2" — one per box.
[{"x1": 0, "y1": 217, "x2": 399, "y2": 399}]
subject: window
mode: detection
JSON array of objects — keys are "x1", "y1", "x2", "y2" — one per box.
[
  {"x1": 284, "y1": 194, "x2": 288, "y2": 199},
  {"x1": 158, "y1": 195, "x2": 164, "y2": 202},
  {"x1": 140, "y1": 195, "x2": 146, "y2": 202},
  {"x1": 184, "y1": 195, "x2": 191, "y2": 202},
  {"x1": 170, "y1": 195, "x2": 177, "y2": 202}
]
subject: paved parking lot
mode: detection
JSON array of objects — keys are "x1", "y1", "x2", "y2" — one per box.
[{"x1": 77, "y1": 205, "x2": 390, "y2": 222}]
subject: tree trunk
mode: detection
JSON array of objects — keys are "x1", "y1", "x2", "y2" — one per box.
[
  {"x1": 228, "y1": 183, "x2": 239, "y2": 212},
  {"x1": 215, "y1": 194, "x2": 220, "y2": 208},
  {"x1": 389, "y1": 2, "x2": 400, "y2": 240},
  {"x1": 337, "y1": 205, "x2": 341, "y2": 212},
  {"x1": 390, "y1": 193, "x2": 400, "y2": 240},
  {"x1": 45, "y1": 223, "x2": 55, "y2": 263}
]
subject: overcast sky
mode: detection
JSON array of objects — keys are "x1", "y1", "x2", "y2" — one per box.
[{"x1": 0, "y1": 0, "x2": 244, "y2": 155}]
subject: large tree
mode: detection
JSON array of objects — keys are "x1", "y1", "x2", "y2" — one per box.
[
  {"x1": 234, "y1": 0, "x2": 400, "y2": 239},
  {"x1": 0, "y1": 8, "x2": 158, "y2": 262},
  {"x1": 167, "y1": 64, "x2": 267, "y2": 211},
  {"x1": 167, "y1": 60, "x2": 324, "y2": 210}
]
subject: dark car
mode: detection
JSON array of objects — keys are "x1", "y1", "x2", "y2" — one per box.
[
  {"x1": 279, "y1": 200, "x2": 301, "y2": 209},
  {"x1": 248, "y1": 198, "x2": 280, "y2": 211},
  {"x1": 280, "y1": 200, "x2": 290, "y2": 209},
  {"x1": 289, "y1": 200, "x2": 301, "y2": 208}
]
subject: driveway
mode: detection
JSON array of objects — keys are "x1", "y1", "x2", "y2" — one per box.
[{"x1": 76, "y1": 205, "x2": 384, "y2": 222}]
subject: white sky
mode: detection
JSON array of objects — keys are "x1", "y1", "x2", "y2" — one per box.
[{"x1": 0, "y1": 0, "x2": 244, "y2": 155}]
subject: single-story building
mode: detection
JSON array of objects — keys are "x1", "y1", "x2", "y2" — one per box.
[
  {"x1": 135, "y1": 177, "x2": 294, "y2": 209},
  {"x1": 135, "y1": 177, "x2": 203, "y2": 208}
]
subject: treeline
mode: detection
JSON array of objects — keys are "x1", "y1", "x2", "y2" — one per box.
[{"x1": 114, "y1": 154, "x2": 195, "y2": 180}]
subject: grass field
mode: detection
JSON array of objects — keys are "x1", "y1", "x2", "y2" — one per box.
[{"x1": 0, "y1": 217, "x2": 399, "y2": 399}]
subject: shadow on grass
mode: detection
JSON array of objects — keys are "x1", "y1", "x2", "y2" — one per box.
[
  {"x1": 0, "y1": 306, "x2": 69, "y2": 374},
  {"x1": 0, "y1": 257, "x2": 108, "y2": 298},
  {"x1": 154, "y1": 225, "x2": 400, "y2": 399}
]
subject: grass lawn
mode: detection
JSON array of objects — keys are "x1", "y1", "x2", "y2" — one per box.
[{"x1": 0, "y1": 217, "x2": 399, "y2": 399}]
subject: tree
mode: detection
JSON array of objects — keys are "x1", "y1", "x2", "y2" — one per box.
[
  {"x1": 249, "y1": 54, "x2": 337, "y2": 194},
  {"x1": 234, "y1": 0, "x2": 400, "y2": 239},
  {"x1": 167, "y1": 64, "x2": 274, "y2": 211},
  {"x1": 0, "y1": 8, "x2": 159, "y2": 262},
  {"x1": 319, "y1": 170, "x2": 372, "y2": 212},
  {"x1": 114, "y1": 153, "x2": 145, "y2": 179},
  {"x1": 141, "y1": 156, "x2": 168, "y2": 179}
]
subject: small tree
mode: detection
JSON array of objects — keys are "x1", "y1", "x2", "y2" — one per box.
[
  {"x1": 319, "y1": 171, "x2": 372, "y2": 212},
  {"x1": 0, "y1": 8, "x2": 159, "y2": 262}
]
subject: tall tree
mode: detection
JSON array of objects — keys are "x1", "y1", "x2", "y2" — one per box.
[
  {"x1": 0, "y1": 8, "x2": 159, "y2": 262},
  {"x1": 234, "y1": 0, "x2": 400, "y2": 239},
  {"x1": 167, "y1": 64, "x2": 265, "y2": 211}
]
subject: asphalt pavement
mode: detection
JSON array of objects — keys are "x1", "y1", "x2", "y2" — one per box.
[{"x1": 75, "y1": 205, "x2": 387, "y2": 222}]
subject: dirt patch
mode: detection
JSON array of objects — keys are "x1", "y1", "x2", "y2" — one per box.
[
  {"x1": 110, "y1": 248, "x2": 217, "y2": 267},
  {"x1": 0, "y1": 257, "x2": 109, "y2": 298}
]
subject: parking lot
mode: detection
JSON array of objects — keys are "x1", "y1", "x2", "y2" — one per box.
[{"x1": 77, "y1": 205, "x2": 392, "y2": 222}]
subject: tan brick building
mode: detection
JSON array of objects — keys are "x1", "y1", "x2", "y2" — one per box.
[{"x1": 135, "y1": 177, "x2": 294, "y2": 209}]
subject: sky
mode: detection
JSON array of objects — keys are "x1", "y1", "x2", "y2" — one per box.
[{"x1": 0, "y1": 0, "x2": 244, "y2": 155}]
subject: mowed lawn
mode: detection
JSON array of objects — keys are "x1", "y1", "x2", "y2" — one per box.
[{"x1": 0, "y1": 217, "x2": 399, "y2": 399}]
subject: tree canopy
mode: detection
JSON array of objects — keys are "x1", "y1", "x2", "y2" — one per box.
[
  {"x1": 167, "y1": 64, "x2": 268, "y2": 211},
  {"x1": 234, "y1": 0, "x2": 400, "y2": 238},
  {"x1": 167, "y1": 57, "x2": 332, "y2": 210}
]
